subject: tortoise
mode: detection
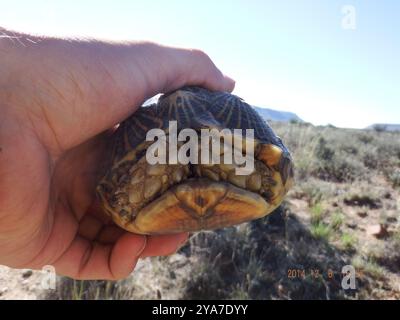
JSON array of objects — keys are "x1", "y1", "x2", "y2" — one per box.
[{"x1": 96, "y1": 86, "x2": 294, "y2": 235}]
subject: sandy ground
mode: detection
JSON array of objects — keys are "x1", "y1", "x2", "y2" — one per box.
[
  {"x1": 0, "y1": 266, "x2": 47, "y2": 300},
  {"x1": 0, "y1": 254, "x2": 193, "y2": 300}
]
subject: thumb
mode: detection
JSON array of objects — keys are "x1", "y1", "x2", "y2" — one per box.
[{"x1": 2, "y1": 30, "x2": 235, "y2": 153}]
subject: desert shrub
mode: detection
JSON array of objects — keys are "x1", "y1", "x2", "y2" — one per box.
[
  {"x1": 273, "y1": 122, "x2": 399, "y2": 166},
  {"x1": 296, "y1": 179, "x2": 337, "y2": 205},
  {"x1": 330, "y1": 212, "x2": 344, "y2": 230},
  {"x1": 311, "y1": 155, "x2": 365, "y2": 182},
  {"x1": 358, "y1": 133, "x2": 374, "y2": 144},
  {"x1": 294, "y1": 157, "x2": 311, "y2": 180},
  {"x1": 296, "y1": 182, "x2": 323, "y2": 205},
  {"x1": 376, "y1": 142, "x2": 395, "y2": 159},
  {"x1": 310, "y1": 202, "x2": 324, "y2": 224},
  {"x1": 315, "y1": 137, "x2": 335, "y2": 161},
  {"x1": 374, "y1": 138, "x2": 400, "y2": 167},
  {"x1": 365, "y1": 232, "x2": 400, "y2": 274},
  {"x1": 340, "y1": 233, "x2": 357, "y2": 250},
  {"x1": 273, "y1": 122, "x2": 400, "y2": 185},
  {"x1": 304, "y1": 130, "x2": 367, "y2": 182},
  {"x1": 351, "y1": 256, "x2": 386, "y2": 280},
  {"x1": 362, "y1": 149, "x2": 379, "y2": 169},
  {"x1": 343, "y1": 145, "x2": 358, "y2": 155},
  {"x1": 310, "y1": 223, "x2": 331, "y2": 241}
]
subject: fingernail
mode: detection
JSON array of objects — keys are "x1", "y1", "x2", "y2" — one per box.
[
  {"x1": 135, "y1": 235, "x2": 147, "y2": 257},
  {"x1": 173, "y1": 233, "x2": 189, "y2": 254},
  {"x1": 224, "y1": 75, "x2": 236, "y2": 92}
]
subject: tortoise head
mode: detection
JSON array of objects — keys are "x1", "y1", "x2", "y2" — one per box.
[{"x1": 96, "y1": 86, "x2": 294, "y2": 235}]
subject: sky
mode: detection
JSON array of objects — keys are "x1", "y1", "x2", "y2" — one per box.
[{"x1": 1, "y1": 0, "x2": 399, "y2": 128}]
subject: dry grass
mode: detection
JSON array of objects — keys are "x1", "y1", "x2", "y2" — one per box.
[{"x1": 31, "y1": 122, "x2": 400, "y2": 300}]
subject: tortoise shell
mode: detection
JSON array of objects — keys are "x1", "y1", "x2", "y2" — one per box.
[{"x1": 97, "y1": 86, "x2": 294, "y2": 234}]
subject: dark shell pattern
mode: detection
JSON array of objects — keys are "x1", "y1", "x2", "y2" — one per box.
[{"x1": 112, "y1": 86, "x2": 290, "y2": 164}]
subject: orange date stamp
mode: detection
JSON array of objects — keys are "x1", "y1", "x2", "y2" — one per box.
[{"x1": 287, "y1": 268, "x2": 364, "y2": 280}]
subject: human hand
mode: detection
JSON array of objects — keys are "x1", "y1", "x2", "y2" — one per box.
[{"x1": 0, "y1": 28, "x2": 235, "y2": 279}]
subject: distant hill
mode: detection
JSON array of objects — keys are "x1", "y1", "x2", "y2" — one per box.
[
  {"x1": 253, "y1": 106, "x2": 303, "y2": 123},
  {"x1": 366, "y1": 124, "x2": 400, "y2": 132}
]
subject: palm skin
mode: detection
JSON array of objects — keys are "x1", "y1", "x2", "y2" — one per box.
[{"x1": 0, "y1": 29, "x2": 235, "y2": 279}]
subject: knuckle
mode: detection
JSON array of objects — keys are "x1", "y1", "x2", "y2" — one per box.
[{"x1": 189, "y1": 48, "x2": 210, "y2": 61}]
